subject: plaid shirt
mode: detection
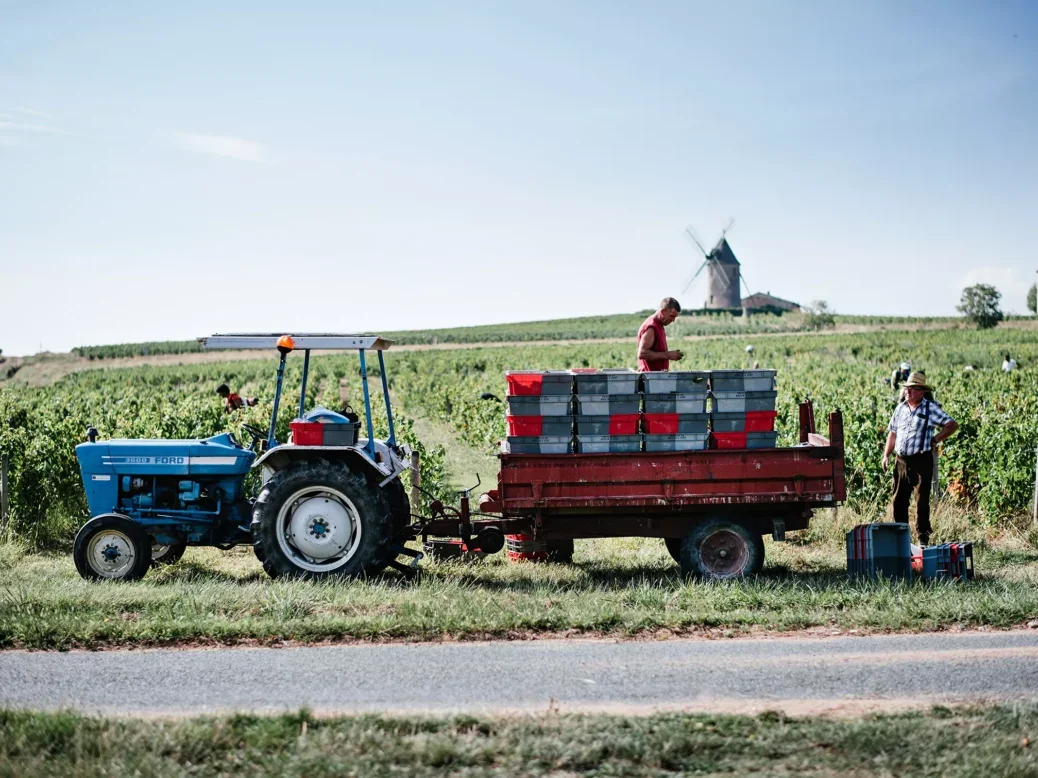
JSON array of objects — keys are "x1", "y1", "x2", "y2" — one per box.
[{"x1": 888, "y1": 398, "x2": 953, "y2": 456}]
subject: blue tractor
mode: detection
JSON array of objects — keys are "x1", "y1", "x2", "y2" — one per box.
[{"x1": 73, "y1": 334, "x2": 418, "y2": 581}]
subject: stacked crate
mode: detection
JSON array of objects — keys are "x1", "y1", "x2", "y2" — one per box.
[
  {"x1": 642, "y1": 372, "x2": 710, "y2": 451},
  {"x1": 574, "y1": 369, "x2": 641, "y2": 452},
  {"x1": 504, "y1": 370, "x2": 574, "y2": 453},
  {"x1": 708, "y1": 370, "x2": 778, "y2": 449}
]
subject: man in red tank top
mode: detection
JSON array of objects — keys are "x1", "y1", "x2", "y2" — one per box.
[{"x1": 636, "y1": 297, "x2": 684, "y2": 371}]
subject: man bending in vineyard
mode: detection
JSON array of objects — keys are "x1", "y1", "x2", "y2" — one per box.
[
  {"x1": 881, "y1": 373, "x2": 958, "y2": 544},
  {"x1": 216, "y1": 384, "x2": 258, "y2": 413},
  {"x1": 636, "y1": 297, "x2": 684, "y2": 371}
]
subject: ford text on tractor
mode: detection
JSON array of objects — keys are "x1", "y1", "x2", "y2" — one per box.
[{"x1": 73, "y1": 334, "x2": 429, "y2": 581}]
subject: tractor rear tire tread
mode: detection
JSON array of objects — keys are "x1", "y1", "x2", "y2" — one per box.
[{"x1": 251, "y1": 460, "x2": 393, "y2": 580}]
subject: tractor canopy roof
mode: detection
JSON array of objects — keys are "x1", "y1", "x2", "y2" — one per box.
[{"x1": 198, "y1": 333, "x2": 393, "y2": 351}]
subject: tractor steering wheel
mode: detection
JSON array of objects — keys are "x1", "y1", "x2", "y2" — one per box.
[{"x1": 240, "y1": 424, "x2": 267, "y2": 451}]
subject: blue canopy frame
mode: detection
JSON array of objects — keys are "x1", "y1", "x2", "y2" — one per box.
[{"x1": 198, "y1": 333, "x2": 397, "y2": 457}]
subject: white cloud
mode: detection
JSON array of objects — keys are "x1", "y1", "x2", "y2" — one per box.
[
  {"x1": 173, "y1": 132, "x2": 269, "y2": 163},
  {"x1": 14, "y1": 106, "x2": 52, "y2": 119},
  {"x1": 0, "y1": 120, "x2": 66, "y2": 134}
]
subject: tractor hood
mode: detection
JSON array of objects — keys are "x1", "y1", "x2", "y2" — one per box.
[{"x1": 76, "y1": 432, "x2": 256, "y2": 479}]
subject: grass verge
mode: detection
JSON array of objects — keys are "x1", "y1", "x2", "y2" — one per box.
[
  {"x1": 2, "y1": 509, "x2": 1037, "y2": 650},
  {"x1": 1, "y1": 705, "x2": 1037, "y2": 776}
]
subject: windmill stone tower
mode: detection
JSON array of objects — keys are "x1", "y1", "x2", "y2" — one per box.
[
  {"x1": 704, "y1": 236, "x2": 741, "y2": 309},
  {"x1": 682, "y1": 223, "x2": 743, "y2": 310}
]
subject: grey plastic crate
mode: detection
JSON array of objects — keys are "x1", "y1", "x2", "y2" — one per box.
[
  {"x1": 574, "y1": 415, "x2": 641, "y2": 436},
  {"x1": 642, "y1": 413, "x2": 708, "y2": 434},
  {"x1": 643, "y1": 393, "x2": 707, "y2": 414},
  {"x1": 505, "y1": 370, "x2": 573, "y2": 396},
  {"x1": 710, "y1": 412, "x2": 748, "y2": 432},
  {"x1": 505, "y1": 435, "x2": 573, "y2": 454},
  {"x1": 506, "y1": 395, "x2": 573, "y2": 417},
  {"x1": 709, "y1": 370, "x2": 776, "y2": 393},
  {"x1": 574, "y1": 369, "x2": 639, "y2": 395},
  {"x1": 642, "y1": 371, "x2": 709, "y2": 394},
  {"x1": 746, "y1": 431, "x2": 778, "y2": 449},
  {"x1": 574, "y1": 393, "x2": 641, "y2": 416},
  {"x1": 576, "y1": 435, "x2": 642, "y2": 453},
  {"x1": 644, "y1": 433, "x2": 709, "y2": 452},
  {"x1": 710, "y1": 390, "x2": 777, "y2": 413}
]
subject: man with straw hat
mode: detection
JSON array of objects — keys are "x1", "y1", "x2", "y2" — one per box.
[{"x1": 882, "y1": 372, "x2": 959, "y2": 544}]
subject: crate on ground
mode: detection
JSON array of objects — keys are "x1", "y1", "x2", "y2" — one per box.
[
  {"x1": 506, "y1": 395, "x2": 573, "y2": 416},
  {"x1": 644, "y1": 433, "x2": 709, "y2": 452},
  {"x1": 574, "y1": 393, "x2": 641, "y2": 416},
  {"x1": 710, "y1": 390, "x2": 777, "y2": 413},
  {"x1": 643, "y1": 393, "x2": 707, "y2": 414},
  {"x1": 643, "y1": 413, "x2": 708, "y2": 434},
  {"x1": 422, "y1": 538, "x2": 488, "y2": 561},
  {"x1": 506, "y1": 416, "x2": 573, "y2": 436},
  {"x1": 642, "y1": 371, "x2": 709, "y2": 394},
  {"x1": 574, "y1": 368, "x2": 639, "y2": 395},
  {"x1": 709, "y1": 370, "x2": 777, "y2": 393},
  {"x1": 575, "y1": 414, "x2": 640, "y2": 436},
  {"x1": 576, "y1": 435, "x2": 642, "y2": 453},
  {"x1": 711, "y1": 431, "x2": 778, "y2": 449},
  {"x1": 504, "y1": 436, "x2": 573, "y2": 454},
  {"x1": 846, "y1": 522, "x2": 912, "y2": 580},
  {"x1": 505, "y1": 370, "x2": 573, "y2": 396},
  {"x1": 505, "y1": 533, "x2": 547, "y2": 561},
  {"x1": 710, "y1": 410, "x2": 777, "y2": 432},
  {"x1": 921, "y1": 542, "x2": 974, "y2": 581}
]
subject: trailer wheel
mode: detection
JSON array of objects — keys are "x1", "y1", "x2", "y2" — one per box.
[
  {"x1": 663, "y1": 537, "x2": 682, "y2": 563},
  {"x1": 680, "y1": 520, "x2": 764, "y2": 581},
  {"x1": 546, "y1": 539, "x2": 574, "y2": 564},
  {"x1": 151, "y1": 537, "x2": 187, "y2": 567},
  {"x1": 73, "y1": 514, "x2": 152, "y2": 582},
  {"x1": 252, "y1": 460, "x2": 393, "y2": 580}
]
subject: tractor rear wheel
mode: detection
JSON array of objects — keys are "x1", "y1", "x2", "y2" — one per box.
[
  {"x1": 680, "y1": 520, "x2": 764, "y2": 581},
  {"x1": 73, "y1": 514, "x2": 152, "y2": 582},
  {"x1": 252, "y1": 460, "x2": 393, "y2": 580}
]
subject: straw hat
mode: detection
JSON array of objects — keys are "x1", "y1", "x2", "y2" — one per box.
[{"x1": 903, "y1": 372, "x2": 931, "y2": 391}]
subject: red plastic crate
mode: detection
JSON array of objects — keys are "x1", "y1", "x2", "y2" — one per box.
[
  {"x1": 507, "y1": 416, "x2": 543, "y2": 436},
  {"x1": 505, "y1": 533, "x2": 548, "y2": 562},
  {"x1": 290, "y1": 421, "x2": 324, "y2": 446},
  {"x1": 711, "y1": 431, "x2": 747, "y2": 449},
  {"x1": 644, "y1": 413, "x2": 677, "y2": 434},
  {"x1": 506, "y1": 373, "x2": 545, "y2": 396},
  {"x1": 608, "y1": 414, "x2": 640, "y2": 435},
  {"x1": 744, "y1": 410, "x2": 778, "y2": 432}
]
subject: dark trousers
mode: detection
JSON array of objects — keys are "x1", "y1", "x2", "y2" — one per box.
[{"x1": 892, "y1": 452, "x2": 934, "y2": 544}]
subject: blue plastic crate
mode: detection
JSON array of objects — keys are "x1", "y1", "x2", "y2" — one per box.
[{"x1": 847, "y1": 523, "x2": 912, "y2": 581}]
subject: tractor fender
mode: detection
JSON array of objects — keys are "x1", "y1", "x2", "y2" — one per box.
[{"x1": 254, "y1": 444, "x2": 406, "y2": 488}]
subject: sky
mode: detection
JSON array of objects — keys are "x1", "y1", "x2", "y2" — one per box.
[{"x1": 1, "y1": 1, "x2": 1036, "y2": 355}]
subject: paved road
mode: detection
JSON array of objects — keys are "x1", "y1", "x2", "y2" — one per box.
[{"x1": 3, "y1": 631, "x2": 1037, "y2": 716}]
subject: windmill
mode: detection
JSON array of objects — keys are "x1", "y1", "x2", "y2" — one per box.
[{"x1": 681, "y1": 220, "x2": 745, "y2": 310}]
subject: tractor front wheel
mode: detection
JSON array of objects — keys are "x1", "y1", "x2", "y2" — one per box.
[
  {"x1": 252, "y1": 461, "x2": 393, "y2": 580},
  {"x1": 73, "y1": 514, "x2": 152, "y2": 582}
]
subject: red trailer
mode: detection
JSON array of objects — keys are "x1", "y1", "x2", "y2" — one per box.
[{"x1": 416, "y1": 402, "x2": 846, "y2": 580}]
